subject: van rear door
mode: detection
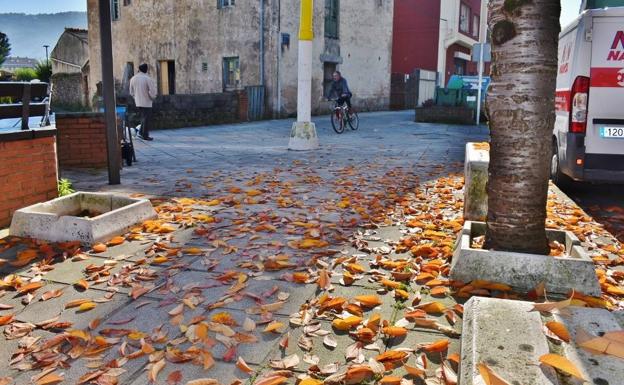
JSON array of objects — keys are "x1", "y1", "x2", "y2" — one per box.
[{"x1": 587, "y1": 15, "x2": 624, "y2": 156}]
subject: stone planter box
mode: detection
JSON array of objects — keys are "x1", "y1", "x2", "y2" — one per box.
[
  {"x1": 9, "y1": 192, "x2": 157, "y2": 245},
  {"x1": 449, "y1": 221, "x2": 601, "y2": 296},
  {"x1": 464, "y1": 142, "x2": 489, "y2": 221}
]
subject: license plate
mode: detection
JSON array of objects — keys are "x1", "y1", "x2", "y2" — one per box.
[{"x1": 600, "y1": 126, "x2": 624, "y2": 138}]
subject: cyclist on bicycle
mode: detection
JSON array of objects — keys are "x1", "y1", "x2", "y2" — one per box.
[{"x1": 328, "y1": 71, "x2": 353, "y2": 115}]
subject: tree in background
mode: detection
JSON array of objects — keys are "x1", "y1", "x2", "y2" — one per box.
[
  {"x1": 484, "y1": 0, "x2": 561, "y2": 254},
  {"x1": 35, "y1": 60, "x2": 52, "y2": 83},
  {"x1": 0, "y1": 32, "x2": 10, "y2": 67}
]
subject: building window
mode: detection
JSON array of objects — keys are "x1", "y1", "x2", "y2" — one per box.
[
  {"x1": 218, "y1": 0, "x2": 235, "y2": 8},
  {"x1": 112, "y1": 0, "x2": 120, "y2": 20},
  {"x1": 223, "y1": 57, "x2": 240, "y2": 90},
  {"x1": 202, "y1": 62, "x2": 208, "y2": 72},
  {"x1": 473, "y1": 14, "x2": 480, "y2": 39},
  {"x1": 323, "y1": 62, "x2": 337, "y2": 97},
  {"x1": 454, "y1": 58, "x2": 466, "y2": 76},
  {"x1": 459, "y1": 3, "x2": 470, "y2": 34},
  {"x1": 159, "y1": 60, "x2": 176, "y2": 95},
  {"x1": 325, "y1": 0, "x2": 339, "y2": 39},
  {"x1": 123, "y1": 0, "x2": 131, "y2": 5}
]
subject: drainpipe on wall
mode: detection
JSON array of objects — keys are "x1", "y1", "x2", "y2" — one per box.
[
  {"x1": 276, "y1": 0, "x2": 281, "y2": 118},
  {"x1": 260, "y1": 0, "x2": 265, "y2": 87}
]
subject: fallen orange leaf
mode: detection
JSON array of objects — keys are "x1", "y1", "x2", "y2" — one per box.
[
  {"x1": 77, "y1": 302, "x2": 97, "y2": 312},
  {"x1": 381, "y1": 326, "x2": 408, "y2": 337},
  {"x1": 236, "y1": 357, "x2": 254, "y2": 374},
  {"x1": 545, "y1": 321, "x2": 570, "y2": 342},
  {"x1": 263, "y1": 321, "x2": 285, "y2": 333},
  {"x1": 92, "y1": 243, "x2": 107, "y2": 253},
  {"x1": 378, "y1": 376, "x2": 401, "y2": 385},
  {"x1": 74, "y1": 279, "x2": 89, "y2": 291},
  {"x1": 421, "y1": 339, "x2": 449, "y2": 353},
  {"x1": 0, "y1": 314, "x2": 14, "y2": 326},
  {"x1": 332, "y1": 316, "x2": 362, "y2": 331},
  {"x1": 107, "y1": 236, "x2": 125, "y2": 246},
  {"x1": 354, "y1": 295, "x2": 382, "y2": 308},
  {"x1": 477, "y1": 363, "x2": 512, "y2": 385},
  {"x1": 35, "y1": 373, "x2": 64, "y2": 385},
  {"x1": 538, "y1": 353, "x2": 585, "y2": 381}
]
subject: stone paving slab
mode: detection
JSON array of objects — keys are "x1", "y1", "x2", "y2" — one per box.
[
  {"x1": 127, "y1": 360, "x2": 258, "y2": 385},
  {"x1": 221, "y1": 278, "x2": 317, "y2": 317},
  {"x1": 0, "y1": 329, "x2": 57, "y2": 378},
  {"x1": 460, "y1": 297, "x2": 558, "y2": 385},
  {"x1": 15, "y1": 283, "x2": 130, "y2": 331},
  {"x1": 555, "y1": 307, "x2": 624, "y2": 385}
]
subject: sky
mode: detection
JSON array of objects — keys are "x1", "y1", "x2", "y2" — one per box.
[
  {"x1": 0, "y1": 0, "x2": 583, "y2": 26},
  {"x1": 0, "y1": 0, "x2": 87, "y2": 14}
]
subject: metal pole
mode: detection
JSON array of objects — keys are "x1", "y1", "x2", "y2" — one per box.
[
  {"x1": 98, "y1": 0, "x2": 121, "y2": 184},
  {"x1": 475, "y1": 16, "x2": 486, "y2": 125}
]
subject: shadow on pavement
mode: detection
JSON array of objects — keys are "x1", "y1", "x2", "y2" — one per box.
[{"x1": 560, "y1": 181, "x2": 624, "y2": 242}]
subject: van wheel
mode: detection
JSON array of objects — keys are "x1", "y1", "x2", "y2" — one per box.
[{"x1": 551, "y1": 140, "x2": 572, "y2": 189}]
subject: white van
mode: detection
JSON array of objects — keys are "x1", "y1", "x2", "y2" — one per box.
[{"x1": 551, "y1": 4, "x2": 624, "y2": 185}]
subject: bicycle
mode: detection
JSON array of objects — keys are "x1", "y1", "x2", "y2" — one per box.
[{"x1": 329, "y1": 98, "x2": 359, "y2": 134}]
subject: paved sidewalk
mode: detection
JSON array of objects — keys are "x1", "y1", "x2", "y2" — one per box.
[
  {"x1": 62, "y1": 110, "x2": 488, "y2": 196},
  {"x1": 11, "y1": 111, "x2": 623, "y2": 385}
]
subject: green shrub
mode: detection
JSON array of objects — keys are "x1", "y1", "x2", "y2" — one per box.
[
  {"x1": 34, "y1": 60, "x2": 52, "y2": 83},
  {"x1": 58, "y1": 179, "x2": 75, "y2": 197},
  {"x1": 14, "y1": 68, "x2": 37, "y2": 81}
]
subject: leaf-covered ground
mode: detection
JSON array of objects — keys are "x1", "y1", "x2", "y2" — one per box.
[{"x1": 0, "y1": 114, "x2": 622, "y2": 385}]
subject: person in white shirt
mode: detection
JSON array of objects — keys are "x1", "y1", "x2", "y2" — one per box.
[{"x1": 129, "y1": 63, "x2": 157, "y2": 141}]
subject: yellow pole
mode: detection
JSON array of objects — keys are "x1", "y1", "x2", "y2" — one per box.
[
  {"x1": 299, "y1": 0, "x2": 314, "y2": 41},
  {"x1": 289, "y1": 0, "x2": 318, "y2": 150}
]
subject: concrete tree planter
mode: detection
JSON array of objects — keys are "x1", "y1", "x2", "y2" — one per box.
[
  {"x1": 449, "y1": 221, "x2": 601, "y2": 296},
  {"x1": 463, "y1": 142, "x2": 489, "y2": 221},
  {"x1": 9, "y1": 192, "x2": 157, "y2": 245}
]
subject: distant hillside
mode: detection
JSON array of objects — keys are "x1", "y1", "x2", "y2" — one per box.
[{"x1": 0, "y1": 12, "x2": 88, "y2": 60}]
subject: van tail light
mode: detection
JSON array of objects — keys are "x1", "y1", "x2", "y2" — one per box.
[{"x1": 570, "y1": 76, "x2": 590, "y2": 133}]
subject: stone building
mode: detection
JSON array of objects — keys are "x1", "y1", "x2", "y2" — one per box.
[
  {"x1": 50, "y1": 28, "x2": 90, "y2": 108},
  {"x1": 0, "y1": 57, "x2": 38, "y2": 72},
  {"x1": 86, "y1": 0, "x2": 394, "y2": 119}
]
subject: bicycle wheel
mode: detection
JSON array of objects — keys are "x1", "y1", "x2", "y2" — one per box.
[
  {"x1": 331, "y1": 109, "x2": 345, "y2": 134},
  {"x1": 348, "y1": 111, "x2": 360, "y2": 130}
]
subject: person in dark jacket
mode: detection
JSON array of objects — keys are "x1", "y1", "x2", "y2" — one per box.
[{"x1": 329, "y1": 71, "x2": 353, "y2": 113}]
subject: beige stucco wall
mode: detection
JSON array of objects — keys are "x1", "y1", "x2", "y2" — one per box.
[{"x1": 86, "y1": 0, "x2": 393, "y2": 117}]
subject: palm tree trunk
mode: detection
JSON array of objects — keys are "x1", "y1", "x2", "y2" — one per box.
[{"x1": 485, "y1": 0, "x2": 561, "y2": 255}]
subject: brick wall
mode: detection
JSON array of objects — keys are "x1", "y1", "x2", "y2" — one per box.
[
  {"x1": 0, "y1": 130, "x2": 58, "y2": 228},
  {"x1": 56, "y1": 112, "x2": 108, "y2": 168}
]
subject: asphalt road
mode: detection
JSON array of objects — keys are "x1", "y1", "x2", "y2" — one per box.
[{"x1": 561, "y1": 181, "x2": 624, "y2": 242}]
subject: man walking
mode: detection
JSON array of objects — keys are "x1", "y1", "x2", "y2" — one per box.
[{"x1": 129, "y1": 63, "x2": 157, "y2": 141}]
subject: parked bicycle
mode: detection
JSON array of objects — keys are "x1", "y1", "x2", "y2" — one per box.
[{"x1": 329, "y1": 98, "x2": 359, "y2": 134}]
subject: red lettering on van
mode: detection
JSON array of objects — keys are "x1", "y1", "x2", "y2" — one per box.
[{"x1": 611, "y1": 31, "x2": 624, "y2": 49}]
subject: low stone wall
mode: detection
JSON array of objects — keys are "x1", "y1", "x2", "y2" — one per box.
[
  {"x1": 55, "y1": 112, "x2": 108, "y2": 169},
  {"x1": 0, "y1": 129, "x2": 58, "y2": 228},
  {"x1": 146, "y1": 91, "x2": 247, "y2": 130},
  {"x1": 51, "y1": 72, "x2": 86, "y2": 108},
  {"x1": 415, "y1": 106, "x2": 474, "y2": 125}
]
